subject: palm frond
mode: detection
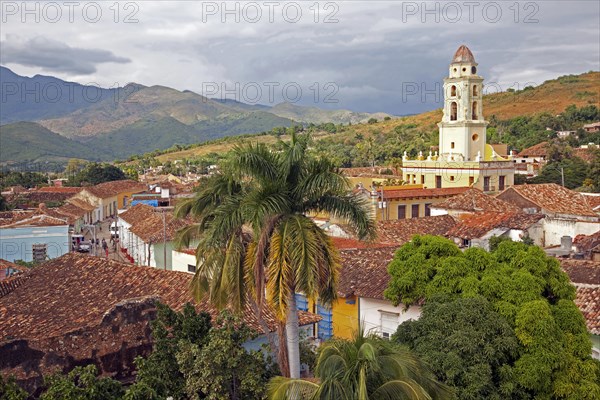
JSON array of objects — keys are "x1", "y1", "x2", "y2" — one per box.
[{"x1": 267, "y1": 376, "x2": 318, "y2": 400}]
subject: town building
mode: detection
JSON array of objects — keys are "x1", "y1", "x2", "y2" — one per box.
[
  {"x1": 583, "y1": 122, "x2": 600, "y2": 133},
  {"x1": 430, "y1": 187, "x2": 520, "y2": 217},
  {"x1": 70, "y1": 180, "x2": 146, "y2": 222},
  {"x1": 0, "y1": 252, "x2": 320, "y2": 395},
  {"x1": 0, "y1": 211, "x2": 69, "y2": 262},
  {"x1": 496, "y1": 183, "x2": 600, "y2": 246},
  {"x1": 401, "y1": 45, "x2": 515, "y2": 193}
]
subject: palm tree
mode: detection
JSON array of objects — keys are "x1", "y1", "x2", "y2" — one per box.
[
  {"x1": 268, "y1": 329, "x2": 453, "y2": 400},
  {"x1": 175, "y1": 133, "x2": 376, "y2": 377}
]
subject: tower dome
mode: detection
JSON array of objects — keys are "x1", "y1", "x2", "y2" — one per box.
[{"x1": 452, "y1": 45, "x2": 476, "y2": 64}]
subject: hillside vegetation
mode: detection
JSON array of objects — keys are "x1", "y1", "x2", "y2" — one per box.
[{"x1": 152, "y1": 71, "x2": 599, "y2": 163}]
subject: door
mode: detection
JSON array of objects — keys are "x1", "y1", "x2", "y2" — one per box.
[
  {"x1": 317, "y1": 304, "x2": 333, "y2": 340},
  {"x1": 483, "y1": 176, "x2": 491, "y2": 192},
  {"x1": 499, "y1": 176, "x2": 505, "y2": 191},
  {"x1": 435, "y1": 175, "x2": 442, "y2": 188}
]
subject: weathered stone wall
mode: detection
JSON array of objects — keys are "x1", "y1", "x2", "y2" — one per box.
[{"x1": 0, "y1": 296, "x2": 159, "y2": 396}]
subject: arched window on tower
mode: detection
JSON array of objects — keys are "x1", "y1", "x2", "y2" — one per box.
[
  {"x1": 473, "y1": 85, "x2": 478, "y2": 96},
  {"x1": 451, "y1": 85, "x2": 457, "y2": 97},
  {"x1": 472, "y1": 101, "x2": 478, "y2": 120},
  {"x1": 450, "y1": 102, "x2": 458, "y2": 121}
]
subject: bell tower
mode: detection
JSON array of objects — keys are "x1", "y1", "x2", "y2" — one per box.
[{"x1": 438, "y1": 45, "x2": 487, "y2": 162}]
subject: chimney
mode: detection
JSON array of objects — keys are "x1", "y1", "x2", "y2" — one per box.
[{"x1": 560, "y1": 236, "x2": 573, "y2": 251}]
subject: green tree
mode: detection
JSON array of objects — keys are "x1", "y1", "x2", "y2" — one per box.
[
  {"x1": 0, "y1": 375, "x2": 27, "y2": 400},
  {"x1": 40, "y1": 365, "x2": 123, "y2": 400},
  {"x1": 384, "y1": 235, "x2": 600, "y2": 399},
  {"x1": 394, "y1": 296, "x2": 523, "y2": 399},
  {"x1": 67, "y1": 163, "x2": 126, "y2": 186},
  {"x1": 126, "y1": 302, "x2": 212, "y2": 400},
  {"x1": 176, "y1": 311, "x2": 276, "y2": 400},
  {"x1": 175, "y1": 133, "x2": 375, "y2": 377},
  {"x1": 268, "y1": 329, "x2": 452, "y2": 399},
  {"x1": 532, "y1": 157, "x2": 588, "y2": 189}
]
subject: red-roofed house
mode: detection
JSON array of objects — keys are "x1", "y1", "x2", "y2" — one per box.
[
  {"x1": 71, "y1": 180, "x2": 147, "y2": 221},
  {"x1": 497, "y1": 184, "x2": 600, "y2": 246}
]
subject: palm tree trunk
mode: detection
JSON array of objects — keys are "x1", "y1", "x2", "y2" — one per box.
[
  {"x1": 286, "y1": 292, "x2": 301, "y2": 379},
  {"x1": 277, "y1": 321, "x2": 290, "y2": 377}
]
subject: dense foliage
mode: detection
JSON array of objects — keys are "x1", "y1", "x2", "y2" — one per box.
[
  {"x1": 126, "y1": 302, "x2": 212, "y2": 399},
  {"x1": 394, "y1": 296, "x2": 522, "y2": 399},
  {"x1": 268, "y1": 329, "x2": 452, "y2": 400},
  {"x1": 0, "y1": 171, "x2": 47, "y2": 191},
  {"x1": 40, "y1": 365, "x2": 124, "y2": 400},
  {"x1": 177, "y1": 312, "x2": 277, "y2": 400},
  {"x1": 384, "y1": 235, "x2": 600, "y2": 399},
  {"x1": 66, "y1": 163, "x2": 127, "y2": 186},
  {"x1": 0, "y1": 375, "x2": 28, "y2": 400}
]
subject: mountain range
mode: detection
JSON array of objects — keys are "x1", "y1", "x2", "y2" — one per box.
[{"x1": 0, "y1": 66, "x2": 390, "y2": 164}]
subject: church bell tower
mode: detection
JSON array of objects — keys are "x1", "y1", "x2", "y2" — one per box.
[{"x1": 438, "y1": 45, "x2": 487, "y2": 162}]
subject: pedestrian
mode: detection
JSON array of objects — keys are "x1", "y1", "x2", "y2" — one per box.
[{"x1": 102, "y1": 238, "x2": 108, "y2": 258}]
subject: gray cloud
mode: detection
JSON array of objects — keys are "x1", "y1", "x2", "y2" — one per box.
[
  {"x1": 0, "y1": 1, "x2": 598, "y2": 115},
  {"x1": 0, "y1": 36, "x2": 130, "y2": 75}
]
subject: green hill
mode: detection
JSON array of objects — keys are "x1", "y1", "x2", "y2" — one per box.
[{"x1": 0, "y1": 122, "x2": 107, "y2": 164}]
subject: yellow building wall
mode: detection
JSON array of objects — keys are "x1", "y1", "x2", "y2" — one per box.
[
  {"x1": 117, "y1": 190, "x2": 143, "y2": 209},
  {"x1": 373, "y1": 197, "x2": 453, "y2": 221},
  {"x1": 331, "y1": 296, "x2": 358, "y2": 339}
]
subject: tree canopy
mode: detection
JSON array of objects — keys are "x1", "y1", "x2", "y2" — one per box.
[
  {"x1": 67, "y1": 163, "x2": 126, "y2": 186},
  {"x1": 384, "y1": 235, "x2": 600, "y2": 399}
]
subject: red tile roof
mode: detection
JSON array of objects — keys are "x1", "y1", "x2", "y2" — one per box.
[
  {"x1": 432, "y1": 188, "x2": 520, "y2": 213},
  {"x1": 128, "y1": 211, "x2": 192, "y2": 243},
  {"x1": 574, "y1": 287, "x2": 600, "y2": 335},
  {"x1": 0, "y1": 259, "x2": 26, "y2": 282},
  {"x1": 573, "y1": 231, "x2": 600, "y2": 253},
  {"x1": 448, "y1": 212, "x2": 544, "y2": 239},
  {"x1": 382, "y1": 186, "x2": 468, "y2": 200},
  {"x1": 36, "y1": 187, "x2": 82, "y2": 194},
  {"x1": 84, "y1": 180, "x2": 146, "y2": 199},
  {"x1": 561, "y1": 259, "x2": 600, "y2": 286},
  {"x1": 338, "y1": 247, "x2": 397, "y2": 299},
  {"x1": 583, "y1": 195, "x2": 600, "y2": 211},
  {"x1": 0, "y1": 211, "x2": 68, "y2": 228},
  {"x1": 376, "y1": 215, "x2": 458, "y2": 245},
  {"x1": 331, "y1": 237, "x2": 394, "y2": 250},
  {"x1": 0, "y1": 253, "x2": 320, "y2": 342},
  {"x1": 118, "y1": 203, "x2": 156, "y2": 225},
  {"x1": 499, "y1": 184, "x2": 599, "y2": 218}
]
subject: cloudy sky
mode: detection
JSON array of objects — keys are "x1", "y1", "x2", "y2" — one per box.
[{"x1": 1, "y1": 1, "x2": 598, "y2": 115}]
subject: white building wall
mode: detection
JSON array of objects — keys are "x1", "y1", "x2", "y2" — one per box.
[
  {"x1": 172, "y1": 250, "x2": 197, "y2": 273},
  {"x1": 359, "y1": 297, "x2": 421, "y2": 339},
  {"x1": 543, "y1": 219, "x2": 600, "y2": 247}
]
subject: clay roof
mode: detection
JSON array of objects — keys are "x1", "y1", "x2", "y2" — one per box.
[
  {"x1": 382, "y1": 186, "x2": 468, "y2": 200},
  {"x1": 0, "y1": 211, "x2": 68, "y2": 228},
  {"x1": 573, "y1": 148, "x2": 598, "y2": 163},
  {"x1": 0, "y1": 253, "x2": 320, "y2": 341},
  {"x1": 67, "y1": 198, "x2": 96, "y2": 211},
  {"x1": 331, "y1": 237, "x2": 394, "y2": 250},
  {"x1": 432, "y1": 188, "x2": 520, "y2": 213},
  {"x1": 583, "y1": 195, "x2": 600, "y2": 211},
  {"x1": 84, "y1": 180, "x2": 146, "y2": 199},
  {"x1": 0, "y1": 259, "x2": 25, "y2": 282},
  {"x1": 376, "y1": 215, "x2": 458, "y2": 245},
  {"x1": 338, "y1": 247, "x2": 397, "y2": 299},
  {"x1": 517, "y1": 142, "x2": 549, "y2": 157},
  {"x1": 128, "y1": 210, "x2": 192, "y2": 243},
  {"x1": 36, "y1": 187, "x2": 82, "y2": 194},
  {"x1": 448, "y1": 212, "x2": 544, "y2": 239},
  {"x1": 574, "y1": 287, "x2": 600, "y2": 335},
  {"x1": 118, "y1": 203, "x2": 156, "y2": 225},
  {"x1": 561, "y1": 259, "x2": 600, "y2": 286},
  {"x1": 501, "y1": 184, "x2": 598, "y2": 218},
  {"x1": 452, "y1": 45, "x2": 476, "y2": 64},
  {"x1": 573, "y1": 231, "x2": 600, "y2": 253}
]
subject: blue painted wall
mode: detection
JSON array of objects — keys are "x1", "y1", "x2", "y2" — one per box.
[{"x1": 0, "y1": 225, "x2": 70, "y2": 262}]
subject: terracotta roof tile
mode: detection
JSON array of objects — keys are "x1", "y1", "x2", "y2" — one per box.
[
  {"x1": 0, "y1": 259, "x2": 26, "y2": 282},
  {"x1": 376, "y1": 215, "x2": 458, "y2": 245},
  {"x1": 128, "y1": 210, "x2": 192, "y2": 243},
  {"x1": 583, "y1": 195, "x2": 600, "y2": 211},
  {"x1": 573, "y1": 231, "x2": 600, "y2": 253},
  {"x1": 561, "y1": 259, "x2": 600, "y2": 286},
  {"x1": 331, "y1": 237, "x2": 394, "y2": 250},
  {"x1": 118, "y1": 203, "x2": 156, "y2": 225},
  {"x1": 338, "y1": 247, "x2": 397, "y2": 299},
  {"x1": 36, "y1": 187, "x2": 83, "y2": 194},
  {"x1": 0, "y1": 253, "x2": 320, "y2": 341},
  {"x1": 383, "y1": 187, "x2": 468, "y2": 200},
  {"x1": 499, "y1": 184, "x2": 598, "y2": 218},
  {"x1": 341, "y1": 167, "x2": 400, "y2": 178},
  {"x1": 84, "y1": 180, "x2": 146, "y2": 199},
  {"x1": 448, "y1": 212, "x2": 543, "y2": 239},
  {"x1": 432, "y1": 188, "x2": 520, "y2": 213},
  {"x1": 0, "y1": 211, "x2": 68, "y2": 228},
  {"x1": 574, "y1": 287, "x2": 600, "y2": 335}
]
